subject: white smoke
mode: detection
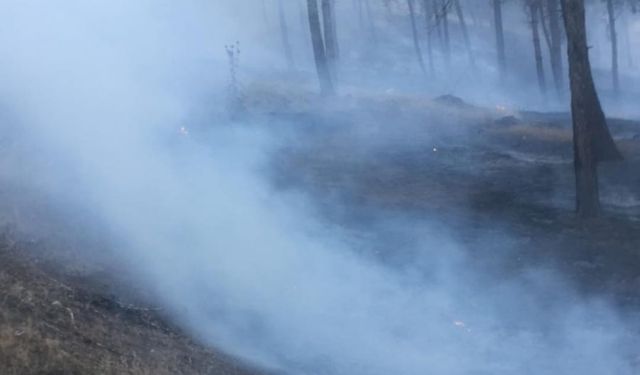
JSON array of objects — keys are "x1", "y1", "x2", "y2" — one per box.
[{"x1": 0, "y1": 1, "x2": 637, "y2": 374}]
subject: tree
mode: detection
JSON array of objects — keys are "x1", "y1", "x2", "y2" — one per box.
[
  {"x1": 278, "y1": 0, "x2": 294, "y2": 70},
  {"x1": 441, "y1": 0, "x2": 452, "y2": 66},
  {"x1": 493, "y1": 0, "x2": 507, "y2": 78},
  {"x1": 407, "y1": 0, "x2": 428, "y2": 74},
  {"x1": 605, "y1": 0, "x2": 620, "y2": 95},
  {"x1": 433, "y1": 0, "x2": 445, "y2": 54},
  {"x1": 307, "y1": 0, "x2": 335, "y2": 94},
  {"x1": 561, "y1": 0, "x2": 622, "y2": 218},
  {"x1": 526, "y1": 0, "x2": 547, "y2": 95},
  {"x1": 423, "y1": 0, "x2": 436, "y2": 74},
  {"x1": 454, "y1": 0, "x2": 475, "y2": 68},
  {"x1": 546, "y1": 0, "x2": 564, "y2": 97},
  {"x1": 321, "y1": 0, "x2": 340, "y2": 74}
]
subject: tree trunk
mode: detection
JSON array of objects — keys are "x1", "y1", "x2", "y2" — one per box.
[
  {"x1": 424, "y1": 0, "x2": 436, "y2": 74},
  {"x1": 454, "y1": 0, "x2": 475, "y2": 68},
  {"x1": 307, "y1": 0, "x2": 335, "y2": 94},
  {"x1": 493, "y1": 0, "x2": 507, "y2": 78},
  {"x1": 547, "y1": 0, "x2": 564, "y2": 97},
  {"x1": 605, "y1": 0, "x2": 620, "y2": 95},
  {"x1": 622, "y1": 13, "x2": 634, "y2": 68},
  {"x1": 529, "y1": 0, "x2": 547, "y2": 95},
  {"x1": 433, "y1": 0, "x2": 444, "y2": 53},
  {"x1": 441, "y1": 0, "x2": 451, "y2": 67},
  {"x1": 321, "y1": 0, "x2": 340, "y2": 62},
  {"x1": 407, "y1": 0, "x2": 427, "y2": 74},
  {"x1": 539, "y1": 3, "x2": 552, "y2": 51},
  {"x1": 278, "y1": 0, "x2": 295, "y2": 70},
  {"x1": 561, "y1": 0, "x2": 622, "y2": 218}
]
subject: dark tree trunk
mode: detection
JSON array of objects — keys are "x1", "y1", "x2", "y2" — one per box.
[
  {"x1": 605, "y1": 0, "x2": 620, "y2": 95},
  {"x1": 307, "y1": 0, "x2": 334, "y2": 94},
  {"x1": 547, "y1": 0, "x2": 564, "y2": 97},
  {"x1": 529, "y1": 0, "x2": 546, "y2": 95},
  {"x1": 433, "y1": 0, "x2": 444, "y2": 52},
  {"x1": 441, "y1": 0, "x2": 451, "y2": 66},
  {"x1": 424, "y1": 0, "x2": 436, "y2": 74},
  {"x1": 622, "y1": 13, "x2": 634, "y2": 68},
  {"x1": 408, "y1": 0, "x2": 427, "y2": 74},
  {"x1": 539, "y1": 3, "x2": 552, "y2": 51},
  {"x1": 493, "y1": 0, "x2": 507, "y2": 78},
  {"x1": 278, "y1": 0, "x2": 294, "y2": 70},
  {"x1": 561, "y1": 0, "x2": 622, "y2": 218},
  {"x1": 321, "y1": 0, "x2": 340, "y2": 64},
  {"x1": 454, "y1": 0, "x2": 475, "y2": 68}
]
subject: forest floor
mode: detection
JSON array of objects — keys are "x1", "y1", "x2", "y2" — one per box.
[
  {"x1": 0, "y1": 230, "x2": 262, "y2": 375},
  {"x1": 258, "y1": 87, "x2": 640, "y2": 309},
  {"x1": 2, "y1": 86, "x2": 640, "y2": 373}
]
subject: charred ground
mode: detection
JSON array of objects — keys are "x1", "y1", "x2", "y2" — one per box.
[{"x1": 2, "y1": 91, "x2": 640, "y2": 373}]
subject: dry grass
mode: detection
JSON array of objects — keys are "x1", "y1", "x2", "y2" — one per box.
[
  {"x1": 0, "y1": 233, "x2": 261, "y2": 375},
  {"x1": 493, "y1": 123, "x2": 573, "y2": 143}
]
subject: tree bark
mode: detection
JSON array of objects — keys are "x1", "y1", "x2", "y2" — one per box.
[
  {"x1": 547, "y1": 0, "x2": 564, "y2": 97},
  {"x1": 307, "y1": 0, "x2": 335, "y2": 94},
  {"x1": 424, "y1": 0, "x2": 436, "y2": 74},
  {"x1": 539, "y1": 3, "x2": 552, "y2": 51},
  {"x1": 441, "y1": 0, "x2": 451, "y2": 67},
  {"x1": 278, "y1": 0, "x2": 294, "y2": 70},
  {"x1": 622, "y1": 12, "x2": 634, "y2": 68},
  {"x1": 454, "y1": 0, "x2": 475, "y2": 68},
  {"x1": 561, "y1": 0, "x2": 622, "y2": 218},
  {"x1": 433, "y1": 0, "x2": 444, "y2": 53},
  {"x1": 605, "y1": 0, "x2": 620, "y2": 95},
  {"x1": 321, "y1": 0, "x2": 340, "y2": 64},
  {"x1": 408, "y1": 0, "x2": 427, "y2": 74},
  {"x1": 493, "y1": 0, "x2": 507, "y2": 78},
  {"x1": 529, "y1": 0, "x2": 547, "y2": 95}
]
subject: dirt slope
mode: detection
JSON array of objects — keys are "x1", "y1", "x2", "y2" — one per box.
[{"x1": 0, "y1": 229, "x2": 263, "y2": 375}]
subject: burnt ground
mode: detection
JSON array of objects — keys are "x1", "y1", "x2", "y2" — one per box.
[
  {"x1": 0, "y1": 228, "x2": 263, "y2": 374},
  {"x1": 264, "y1": 92, "x2": 640, "y2": 309},
  {"x1": 2, "y1": 90, "x2": 640, "y2": 373}
]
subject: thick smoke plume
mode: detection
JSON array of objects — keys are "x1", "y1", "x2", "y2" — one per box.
[{"x1": 0, "y1": 1, "x2": 638, "y2": 374}]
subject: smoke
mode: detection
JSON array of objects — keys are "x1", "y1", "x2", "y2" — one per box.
[{"x1": 0, "y1": 1, "x2": 638, "y2": 374}]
